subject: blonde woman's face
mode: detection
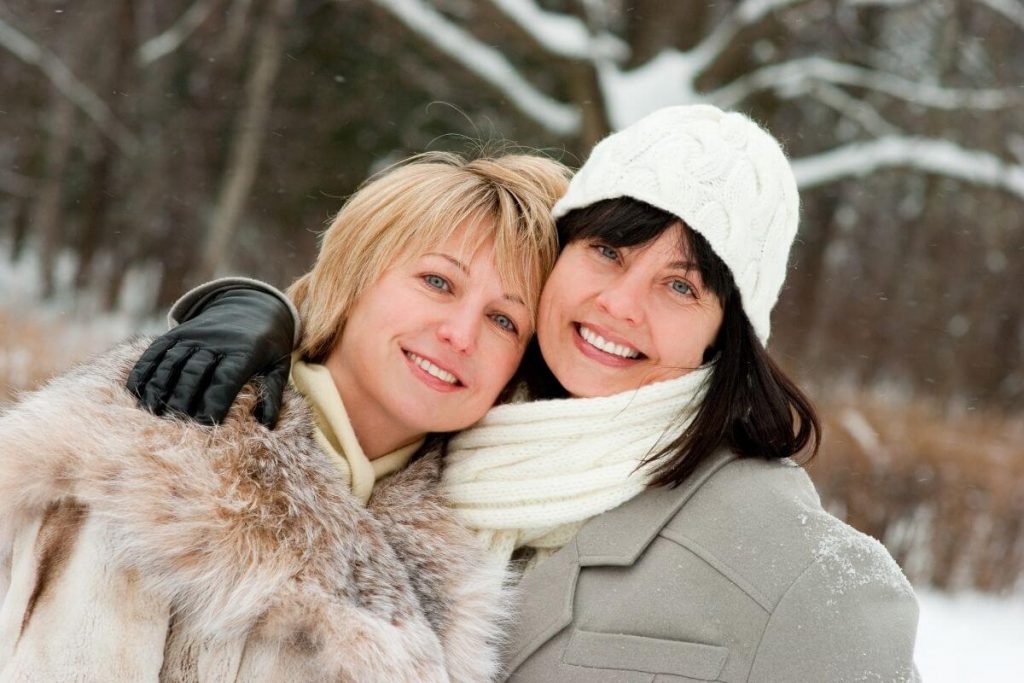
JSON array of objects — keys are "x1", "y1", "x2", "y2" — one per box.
[
  {"x1": 536, "y1": 226, "x2": 724, "y2": 398},
  {"x1": 326, "y1": 219, "x2": 531, "y2": 448}
]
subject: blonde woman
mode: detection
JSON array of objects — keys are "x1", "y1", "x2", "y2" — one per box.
[{"x1": 0, "y1": 152, "x2": 569, "y2": 682}]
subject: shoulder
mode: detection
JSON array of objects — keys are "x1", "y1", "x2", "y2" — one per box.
[
  {"x1": 3, "y1": 335, "x2": 317, "y2": 457},
  {"x1": 0, "y1": 337, "x2": 342, "y2": 626},
  {"x1": 660, "y1": 456, "x2": 916, "y2": 614},
  {"x1": 651, "y1": 457, "x2": 919, "y2": 680}
]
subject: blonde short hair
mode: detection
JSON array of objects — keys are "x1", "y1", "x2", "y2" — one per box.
[{"x1": 289, "y1": 152, "x2": 570, "y2": 362}]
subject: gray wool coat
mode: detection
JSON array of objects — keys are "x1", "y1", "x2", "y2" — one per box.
[{"x1": 502, "y1": 451, "x2": 920, "y2": 683}]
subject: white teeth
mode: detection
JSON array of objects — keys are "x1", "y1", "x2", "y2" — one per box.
[
  {"x1": 406, "y1": 352, "x2": 459, "y2": 385},
  {"x1": 578, "y1": 325, "x2": 640, "y2": 359}
]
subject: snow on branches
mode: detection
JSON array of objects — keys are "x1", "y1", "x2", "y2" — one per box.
[{"x1": 366, "y1": 0, "x2": 1024, "y2": 199}]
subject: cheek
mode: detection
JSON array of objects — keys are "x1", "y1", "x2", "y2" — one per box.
[
  {"x1": 477, "y1": 339, "x2": 524, "y2": 394},
  {"x1": 688, "y1": 314, "x2": 723, "y2": 364},
  {"x1": 537, "y1": 270, "x2": 578, "y2": 336},
  {"x1": 653, "y1": 315, "x2": 712, "y2": 366},
  {"x1": 357, "y1": 285, "x2": 419, "y2": 338}
]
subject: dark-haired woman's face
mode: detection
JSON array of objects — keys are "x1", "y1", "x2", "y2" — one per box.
[{"x1": 536, "y1": 224, "x2": 724, "y2": 398}]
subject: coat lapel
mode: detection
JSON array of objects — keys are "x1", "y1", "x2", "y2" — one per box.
[
  {"x1": 502, "y1": 450, "x2": 737, "y2": 677},
  {"x1": 576, "y1": 450, "x2": 737, "y2": 566},
  {"x1": 503, "y1": 537, "x2": 581, "y2": 674}
]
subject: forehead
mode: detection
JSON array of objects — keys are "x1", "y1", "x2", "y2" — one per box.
[
  {"x1": 410, "y1": 220, "x2": 534, "y2": 302},
  {"x1": 436, "y1": 216, "x2": 497, "y2": 257},
  {"x1": 401, "y1": 218, "x2": 499, "y2": 273},
  {"x1": 630, "y1": 224, "x2": 694, "y2": 262}
]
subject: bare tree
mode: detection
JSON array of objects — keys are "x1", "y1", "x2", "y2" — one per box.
[
  {"x1": 200, "y1": 0, "x2": 297, "y2": 280},
  {"x1": 0, "y1": 15, "x2": 138, "y2": 155},
  {"x1": 136, "y1": 0, "x2": 226, "y2": 66},
  {"x1": 75, "y1": 0, "x2": 140, "y2": 293},
  {"x1": 29, "y1": 86, "x2": 76, "y2": 299}
]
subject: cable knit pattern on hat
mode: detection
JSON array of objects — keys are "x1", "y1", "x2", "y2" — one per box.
[
  {"x1": 442, "y1": 367, "x2": 710, "y2": 564},
  {"x1": 552, "y1": 104, "x2": 800, "y2": 344}
]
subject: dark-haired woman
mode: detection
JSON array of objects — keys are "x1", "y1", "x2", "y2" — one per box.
[{"x1": 130, "y1": 105, "x2": 920, "y2": 682}]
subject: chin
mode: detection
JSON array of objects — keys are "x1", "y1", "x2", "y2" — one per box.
[
  {"x1": 413, "y1": 410, "x2": 472, "y2": 436},
  {"x1": 557, "y1": 364, "x2": 625, "y2": 398},
  {"x1": 580, "y1": 386, "x2": 621, "y2": 399},
  {"x1": 558, "y1": 376, "x2": 604, "y2": 399}
]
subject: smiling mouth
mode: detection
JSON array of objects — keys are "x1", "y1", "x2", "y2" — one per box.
[
  {"x1": 575, "y1": 324, "x2": 645, "y2": 360},
  {"x1": 404, "y1": 350, "x2": 464, "y2": 387}
]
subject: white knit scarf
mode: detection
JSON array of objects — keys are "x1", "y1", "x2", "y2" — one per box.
[{"x1": 442, "y1": 366, "x2": 711, "y2": 563}]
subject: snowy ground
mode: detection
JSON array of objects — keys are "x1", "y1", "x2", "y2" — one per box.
[{"x1": 915, "y1": 588, "x2": 1024, "y2": 681}]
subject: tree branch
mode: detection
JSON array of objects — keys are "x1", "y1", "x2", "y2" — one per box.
[
  {"x1": 687, "y1": 0, "x2": 810, "y2": 75},
  {"x1": 0, "y1": 17, "x2": 138, "y2": 154},
  {"x1": 369, "y1": 0, "x2": 580, "y2": 135},
  {"x1": 844, "y1": 0, "x2": 921, "y2": 7},
  {"x1": 709, "y1": 56, "x2": 1020, "y2": 111},
  {"x1": 0, "y1": 168, "x2": 32, "y2": 197},
  {"x1": 975, "y1": 0, "x2": 1024, "y2": 31},
  {"x1": 807, "y1": 82, "x2": 903, "y2": 137},
  {"x1": 137, "y1": 0, "x2": 222, "y2": 66},
  {"x1": 486, "y1": 0, "x2": 627, "y2": 61},
  {"x1": 597, "y1": 50, "x2": 700, "y2": 129},
  {"x1": 792, "y1": 136, "x2": 1024, "y2": 201}
]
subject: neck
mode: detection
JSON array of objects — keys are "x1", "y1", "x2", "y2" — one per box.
[
  {"x1": 325, "y1": 358, "x2": 421, "y2": 460},
  {"x1": 349, "y1": 411, "x2": 421, "y2": 460}
]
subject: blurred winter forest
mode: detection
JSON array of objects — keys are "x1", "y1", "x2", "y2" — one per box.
[{"x1": 1, "y1": 0, "x2": 1023, "y2": 594}]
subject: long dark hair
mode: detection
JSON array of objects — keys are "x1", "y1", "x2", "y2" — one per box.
[{"x1": 518, "y1": 197, "x2": 820, "y2": 488}]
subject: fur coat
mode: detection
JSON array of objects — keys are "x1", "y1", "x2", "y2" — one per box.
[{"x1": 0, "y1": 340, "x2": 509, "y2": 682}]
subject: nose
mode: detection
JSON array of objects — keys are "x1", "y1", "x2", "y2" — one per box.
[
  {"x1": 595, "y1": 272, "x2": 645, "y2": 325},
  {"x1": 437, "y1": 302, "x2": 481, "y2": 355}
]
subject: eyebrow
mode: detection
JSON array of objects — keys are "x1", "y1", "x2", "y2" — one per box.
[
  {"x1": 427, "y1": 252, "x2": 468, "y2": 274},
  {"x1": 667, "y1": 259, "x2": 707, "y2": 289},
  {"x1": 423, "y1": 252, "x2": 527, "y2": 307}
]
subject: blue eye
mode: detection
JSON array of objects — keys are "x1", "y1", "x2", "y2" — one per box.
[
  {"x1": 424, "y1": 274, "x2": 451, "y2": 291},
  {"x1": 671, "y1": 280, "x2": 693, "y2": 296},
  {"x1": 595, "y1": 244, "x2": 619, "y2": 260},
  {"x1": 492, "y1": 313, "x2": 518, "y2": 334}
]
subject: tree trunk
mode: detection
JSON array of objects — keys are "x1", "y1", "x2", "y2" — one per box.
[
  {"x1": 567, "y1": 61, "x2": 610, "y2": 154},
  {"x1": 623, "y1": 0, "x2": 705, "y2": 66},
  {"x1": 775, "y1": 189, "x2": 840, "y2": 368},
  {"x1": 30, "y1": 87, "x2": 77, "y2": 299},
  {"x1": 200, "y1": 0, "x2": 296, "y2": 280},
  {"x1": 75, "y1": 0, "x2": 136, "y2": 296},
  {"x1": 9, "y1": 196, "x2": 31, "y2": 263},
  {"x1": 75, "y1": 147, "x2": 114, "y2": 292}
]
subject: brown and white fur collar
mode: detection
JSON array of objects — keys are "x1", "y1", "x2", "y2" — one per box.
[{"x1": 0, "y1": 340, "x2": 509, "y2": 682}]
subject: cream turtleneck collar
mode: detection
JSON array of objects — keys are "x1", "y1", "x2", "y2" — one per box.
[{"x1": 290, "y1": 357, "x2": 422, "y2": 504}]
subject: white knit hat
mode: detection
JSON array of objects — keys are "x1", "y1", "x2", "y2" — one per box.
[{"x1": 552, "y1": 104, "x2": 800, "y2": 345}]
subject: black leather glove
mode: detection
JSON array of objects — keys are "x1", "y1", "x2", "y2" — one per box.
[{"x1": 127, "y1": 287, "x2": 296, "y2": 427}]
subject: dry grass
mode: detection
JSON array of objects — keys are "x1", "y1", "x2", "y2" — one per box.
[
  {"x1": 0, "y1": 307, "x2": 126, "y2": 404},
  {"x1": 809, "y1": 391, "x2": 1024, "y2": 593}
]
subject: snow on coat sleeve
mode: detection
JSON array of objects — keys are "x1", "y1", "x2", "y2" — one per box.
[{"x1": 747, "y1": 527, "x2": 920, "y2": 683}]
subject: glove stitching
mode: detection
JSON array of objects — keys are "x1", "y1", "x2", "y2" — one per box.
[
  {"x1": 157, "y1": 345, "x2": 204, "y2": 414},
  {"x1": 132, "y1": 337, "x2": 181, "y2": 397},
  {"x1": 189, "y1": 351, "x2": 227, "y2": 424}
]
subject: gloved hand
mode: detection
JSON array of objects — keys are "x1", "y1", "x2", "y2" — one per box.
[{"x1": 127, "y1": 287, "x2": 296, "y2": 427}]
